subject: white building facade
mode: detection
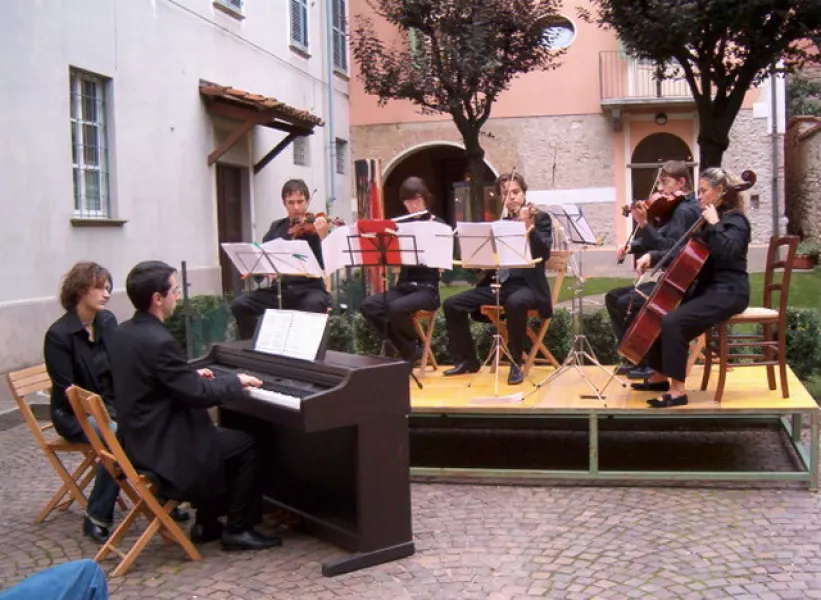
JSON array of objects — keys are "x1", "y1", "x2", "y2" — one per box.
[{"x1": 0, "y1": 0, "x2": 351, "y2": 371}]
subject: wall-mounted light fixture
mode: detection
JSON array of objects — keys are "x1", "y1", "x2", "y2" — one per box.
[{"x1": 654, "y1": 113, "x2": 668, "y2": 126}]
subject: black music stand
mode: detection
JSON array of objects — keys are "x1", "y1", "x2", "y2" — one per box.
[
  {"x1": 456, "y1": 221, "x2": 539, "y2": 397},
  {"x1": 528, "y1": 205, "x2": 626, "y2": 404}
]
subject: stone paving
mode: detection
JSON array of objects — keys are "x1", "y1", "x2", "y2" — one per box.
[{"x1": 2, "y1": 419, "x2": 821, "y2": 599}]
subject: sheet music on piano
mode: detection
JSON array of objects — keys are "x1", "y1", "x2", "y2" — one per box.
[{"x1": 253, "y1": 309, "x2": 329, "y2": 362}]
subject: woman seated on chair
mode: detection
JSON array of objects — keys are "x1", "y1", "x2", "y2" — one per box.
[
  {"x1": 632, "y1": 168, "x2": 751, "y2": 408},
  {"x1": 359, "y1": 177, "x2": 444, "y2": 363},
  {"x1": 44, "y1": 262, "x2": 188, "y2": 543}
]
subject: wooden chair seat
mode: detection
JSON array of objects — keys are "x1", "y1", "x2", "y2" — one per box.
[
  {"x1": 701, "y1": 236, "x2": 799, "y2": 402},
  {"x1": 412, "y1": 309, "x2": 438, "y2": 377},
  {"x1": 67, "y1": 386, "x2": 201, "y2": 577},
  {"x1": 6, "y1": 365, "x2": 99, "y2": 523}
]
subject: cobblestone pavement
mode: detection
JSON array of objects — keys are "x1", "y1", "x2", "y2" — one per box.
[{"x1": 2, "y1": 422, "x2": 821, "y2": 600}]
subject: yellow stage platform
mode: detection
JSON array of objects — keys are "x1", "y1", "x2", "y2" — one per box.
[{"x1": 409, "y1": 364, "x2": 820, "y2": 489}]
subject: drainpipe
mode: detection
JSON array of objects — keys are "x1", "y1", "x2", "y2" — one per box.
[
  {"x1": 770, "y1": 64, "x2": 780, "y2": 236},
  {"x1": 325, "y1": 0, "x2": 337, "y2": 215}
]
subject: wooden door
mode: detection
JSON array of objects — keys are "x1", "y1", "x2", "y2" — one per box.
[{"x1": 216, "y1": 164, "x2": 245, "y2": 294}]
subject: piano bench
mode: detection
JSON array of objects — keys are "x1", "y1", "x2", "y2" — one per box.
[{"x1": 412, "y1": 310, "x2": 438, "y2": 377}]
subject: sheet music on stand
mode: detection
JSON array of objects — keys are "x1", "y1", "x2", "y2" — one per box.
[
  {"x1": 546, "y1": 204, "x2": 598, "y2": 246},
  {"x1": 253, "y1": 309, "x2": 330, "y2": 362},
  {"x1": 221, "y1": 239, "x2": 325, "y2": 278}
]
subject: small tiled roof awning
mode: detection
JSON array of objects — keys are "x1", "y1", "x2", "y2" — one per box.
[{"x1": 199, "y1": 79, "x2": 323, "y2": 172}]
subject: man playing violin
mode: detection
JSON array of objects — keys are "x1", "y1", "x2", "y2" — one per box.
[
  {"x1": 359, "y1": 177, "x2": 445, "y2": 363},
  {"x1": 230, "y1": 179, "x2": 332, "y2": 340},
  {"x1": 633, "y1": 168, "x2": 752, "y2": 407},
  {"x1": 442, "y1": 172, "x2": 553, "y2": 386},
  {"x1": 606, "y1": 160, "x2": 701, "y2": 379}
]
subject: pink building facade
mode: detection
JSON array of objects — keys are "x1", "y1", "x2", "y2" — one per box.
[{"x1": 348, "y1": 0, "x2": 785, "y2": 249}]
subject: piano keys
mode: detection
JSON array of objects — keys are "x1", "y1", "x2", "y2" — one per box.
[{"x1": 195, "y1": 340, "x2": 415, "y2": 576}]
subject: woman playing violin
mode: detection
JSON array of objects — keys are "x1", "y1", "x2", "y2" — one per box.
[
  {"x1": 606, "y1": 160, "x2": 701, "y2": 378},
  {"x1": 633, "y1": 168, "x2": 752, "y2": 408}
]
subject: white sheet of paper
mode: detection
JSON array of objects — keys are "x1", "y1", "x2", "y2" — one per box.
[
  {"x1": 547, "y1": 204, "x2": 598, "y2": 245},
  {"x1": 220, "y1": 243, "x2": 277, "y2": 276},
  {"x1": 455, "y1": 222, "x2": 495, "y2": 268},
  {"x1": 395, "y1": 221, "x2": 454, "y2": 270},
  {"x1": 254, "y1": 309, "x2": 329, "y2": 361},
  {"x1": 259, "y1": 238, "x2": 324, "y2": 277},
  {"x1": 491, "y1": 220, "x2": 532, "y2": 267},
  {"x1": 322, "y1": 225, "x2": 361, "y2": 276}
]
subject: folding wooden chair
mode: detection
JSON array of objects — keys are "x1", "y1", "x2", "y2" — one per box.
[
  {"x1": 66, "y1": 386, "x2": 201, "y2": 577},
  {"x1": 480, "y1": 250, "x2": 570, "y2": 375},
  {"x1": 6, "y1": 365, "x2": 97, "y2": 523},
  {"x1": 412, "y1": 309, "x2": 439, "y2": 376}
]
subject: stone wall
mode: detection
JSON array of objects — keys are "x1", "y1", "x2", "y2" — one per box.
[{"x1": 785, "y1": 116, "x2": 821, "y2": 241}]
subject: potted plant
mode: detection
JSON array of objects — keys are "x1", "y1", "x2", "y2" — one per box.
[{"x1": 794, "y1": 239, "x2": 821, "y2": 270}]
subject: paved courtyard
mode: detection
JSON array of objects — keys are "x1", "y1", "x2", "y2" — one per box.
[{"x1": 2, "y1": 416, "x2": 821, "y2": 600}]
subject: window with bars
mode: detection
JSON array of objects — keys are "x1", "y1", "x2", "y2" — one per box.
[
  {"x1": 293, "y1": 137, "x2": 309, "y2": 166},
  {"x1": 332, "y1": 0, "x2": 347, "y2": 72},
  {"x1": 213, "y1": 0, "x2": 244, "y2": 17},
  {"x1": 335, "y1": 139, "x2": 347, "y2": 174},
  {"x1": 70, "y1": 69, "x2": 110, "y2": 218},
  {"x1": 290, "y1": 0, "x2": 309, "y2": 50},
  {"x1": 408, "y1": 28, "x2": 429, "y2": 68}
]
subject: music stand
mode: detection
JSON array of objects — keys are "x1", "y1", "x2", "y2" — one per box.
[
  {"x1": 455, "y1": 221, "x2": 540, "y2": 397},
  {"x1": 528, "y1": 205, "x2": 627, "y2": 404}
]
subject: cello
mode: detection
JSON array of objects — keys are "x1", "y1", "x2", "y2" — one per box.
[{"x1": 617, "y1": 170, "x2": 757, "y2": 365}]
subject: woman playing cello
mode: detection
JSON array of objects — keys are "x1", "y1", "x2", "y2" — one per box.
[{"x1": 632, "y1": 168, "x2": 752, "y2": 408}]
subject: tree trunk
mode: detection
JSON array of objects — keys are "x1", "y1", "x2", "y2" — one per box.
[
  {"x1": 697, "y1": 112, "x2": 733, "y2": 169},
  {"x1": 463, "y1": 131, "x2": 487, "y2": 221}
]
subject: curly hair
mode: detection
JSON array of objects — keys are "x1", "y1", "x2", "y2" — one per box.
[{"x1": 59, "y1": 262, "x2": 112, "y2": 311}]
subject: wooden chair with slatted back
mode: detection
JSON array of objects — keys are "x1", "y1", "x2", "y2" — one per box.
[
  {"x1": 66, "y1": 386, "x2": 201, "y2": 577},
  {"x1": 700, "y1": 235, "x2": 800, "y2": 402},
  {"x1": 480, "y1": 249, "x2": 571, "y2": 375},
  {"x1": 6, "y1": 365, "x2": 98, "y2": 523}
]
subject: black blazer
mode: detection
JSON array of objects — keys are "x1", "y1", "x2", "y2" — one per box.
[
  {"x1": 477, "y1": 210, "x2": 554, "y2": 318},
  {"x1": 109, "y1": 311, "x2": 244, "y2": 500},
  {"x1": 44, "y1": 309, "x2": 119, "y2": 440},
  {"x1": 262, "y1": 217, "x2": 326, "y2": 291}
]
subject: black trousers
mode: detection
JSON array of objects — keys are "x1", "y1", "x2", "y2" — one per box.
[
  {"x1": 443, "y1": 281, "x2": 538, "y2": 365},
  {"x1": 646, "y1": 289, "x2": 749, "y2": 382},
  {"x1": 605, "y1": 282, "x2": 656, "y2": 366},
  {"x1": 360, "y1": 285, "x2": 440, "y2": 360},
  {"x1": 193, "y1": 427, "x2": 262, "y2": 534},
  {"x1": 231, "y1": 284, "x2": 330, "y2": 340}
]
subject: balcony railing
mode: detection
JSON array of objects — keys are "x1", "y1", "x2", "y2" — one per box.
[{"x1": 599, "y1": 51, "x2": 692, "y2": 103}]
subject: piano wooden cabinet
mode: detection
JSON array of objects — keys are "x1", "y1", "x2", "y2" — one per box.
[{"x1": 195, "y1": 340, "x2": 415, "y2": 576}]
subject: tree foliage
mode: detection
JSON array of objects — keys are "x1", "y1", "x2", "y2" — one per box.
[
  {"x1": 788, "y1": 72, "x2": 821, "y2": 117},
  {"x1": 582, "y1": 0, "x2": 821, "y2": 167},
  {"x1": 352, "y1": 0, "x2": 563, "y2": 218}
]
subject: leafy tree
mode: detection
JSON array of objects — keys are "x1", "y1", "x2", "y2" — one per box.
[
  {"x1": 788, "y1": 72, "x2": 821, "y2": 117},
  {"x1": 582, "y1": 0, "x2": 821, "y2": 167},
  {"x1": 352, "y1": 0, "x2": 563, "y2": 219}
]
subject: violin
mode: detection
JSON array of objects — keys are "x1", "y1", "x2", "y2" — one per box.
[
  {"x1": 287, "y1": 212, "x2": 345, "y2": 237},
  {"x1": 620, "y1": 190, "x2": 687, "y2": 228}
]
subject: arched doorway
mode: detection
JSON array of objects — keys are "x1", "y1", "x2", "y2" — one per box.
[
  {"x1": 383, "y1": 143, "x2": 497, "y2": 225},
  {"x1": 629, "y1": 133, "x2": 695, "y2": 202}
]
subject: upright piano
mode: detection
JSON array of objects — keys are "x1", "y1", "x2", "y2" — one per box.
[{"x1": 194, "y1": 340, "x2": 415, "y2": 576}]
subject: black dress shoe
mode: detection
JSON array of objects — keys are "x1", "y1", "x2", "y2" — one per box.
[
  {"x1": 82, "y1": 517, "x2": 109, "y2": 544},
  {"x1": 171, "y1": 506, "x2": 190, "y2": 522},
  {"x1": 221, "y1": 529, "x2": 283, "y2": 551},
  {"x1": 647, "y1": 393, "x2": 688, "y2": 408},
  {"x1": 507, "y1": 364, "x2": 524, "y2": 385},
  {"x1": 628, "y1": 366, "x2": 655, "y2": 380},
  {"x1": 444, "y1": 361, "x2": 480, "y2": 376},
  {"x1": 190, "y1": 520, "x2": 224, "y2": 544},
  {"x1": 631, "y1": 380, "x2": 670, "y2": 392},
  {"x1": 615, "y1": 364, "x2": 633, "y2": 376}
]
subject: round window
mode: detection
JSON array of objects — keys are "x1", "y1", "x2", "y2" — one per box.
[{"x1": 542, "y1": 16, "x2": 576, "y2": 50}]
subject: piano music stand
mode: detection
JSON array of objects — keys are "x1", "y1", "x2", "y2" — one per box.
[
  {"x1": 339, "y1": 220, "x2": 426, "y2": 390},
  {"x1": 455, "y1": 221, "x2": 539, "y2": 397}
]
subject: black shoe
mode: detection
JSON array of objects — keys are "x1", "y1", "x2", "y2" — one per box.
[
  {"x1": 507, "y1": 364, "x2": 524, "y2": 385},
  {"x1": 647, "y1": 393, "x2": 688, "y2": 408},
  {"x1": 631, "y1": 380, "x2": 670, "y2": 392},
  {"x1": 82, "y1": 517, "x2": 109, "y2": 544},
  {"x1": 190, "y1": 520, "x2": 224, "y2": 544},
  {"x1": 615, "y1": 363, "x2": 633, "y2": 376},
  {"x1": 221, "y1": 529, "x2": 283, "y2": 551},
  {"x1": 628, "y1": 366, "x2": 655, "y2": 380},
  {"x1": 444, "y1": 361, "x2": 480, "y2": 376},
  {"x1": 170, "y1": 506, "x2": 190, "y2": 522}
]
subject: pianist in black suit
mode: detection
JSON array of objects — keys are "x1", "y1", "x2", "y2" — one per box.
[
  {"x1": 109, "y1": 260, "x2": 283, "y2": 551},
  {"x1": 231, "y1": 179, "x2": 332, "y2": 340},
  {"x1": 359, "y1": 177, "x2": 444, "y2": 363}
]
